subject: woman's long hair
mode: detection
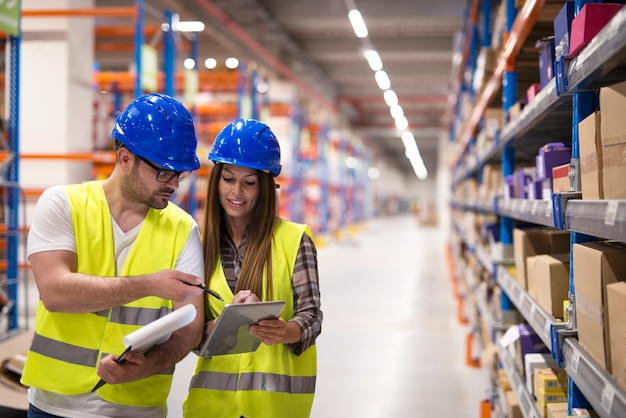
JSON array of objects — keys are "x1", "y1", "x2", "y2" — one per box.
[{"x1": 201, "y1": 163, "x2": 278, "y2": 299}]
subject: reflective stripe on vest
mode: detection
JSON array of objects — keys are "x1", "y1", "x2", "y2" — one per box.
[
  {"x1": 184, "y1": 219, "x2": 317, "y2": 418},
  {"x1": 193, "y1": 371, "x2": 316, "y2": 394},
  {"x1": 21, "y1": 181, "x2": 192, "y2": 407}
]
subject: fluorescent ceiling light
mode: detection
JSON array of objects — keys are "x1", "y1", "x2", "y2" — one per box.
[
  {"x1": 383, "y1": 90, "x2": 398, "y2": 107},
  {"x1": 225, "y1": 57, "x2": 239, "y2": 69},
  {"x1": 412, "y1": 159, "x2": 428, "y2": 180},
  {"x1": 175, "y1": 21, "x2": 205, "y2": 32},
  {"x1": 204, "y1": 57, "x2": 217, "y2": 69},
  {"x1": 170, "y1": 13, "x2": 205, "y2": 32},
  {"x1": 363, "y1": 49, "x2": 382, "y2": 71},
  {"x1": 348, "y1": 10, "x2": 368, "y2": 38},
  {"x1": 390, "y1": 104, "x2": 404, "y2": 119},
  {"x1": 395, "y1": 116, "x2": 408, "y2": 130},
  {"x1": 374, "y1": 71, "x2": 391, "y2": 90},
  {"x1": 183, "y1": 58, "x2": 195, "y2": 70}
]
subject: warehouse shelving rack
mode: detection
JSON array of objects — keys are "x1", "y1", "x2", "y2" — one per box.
[
  {"x1": 450, "y1": 0, "x2": 626, "y2": 417},
  {"x1": 0, "y1": 2, "x2": 27, "y2": 341}
]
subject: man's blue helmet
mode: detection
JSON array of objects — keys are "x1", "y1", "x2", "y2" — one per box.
[
  {"x1": 209, "y1": 119, "x2": 282, "y2": 177},
  {"x1": 111, "y1": 93, "x2": 201, "y2": 172}
]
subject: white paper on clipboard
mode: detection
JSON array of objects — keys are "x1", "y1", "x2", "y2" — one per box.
[{"x1": 123, "y1": 303, "x2": 197, "y2": 353}]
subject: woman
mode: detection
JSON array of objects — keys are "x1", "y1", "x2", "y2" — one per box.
[{"x1": 183, "y1": 119, "x2": 323, "y2": 418}]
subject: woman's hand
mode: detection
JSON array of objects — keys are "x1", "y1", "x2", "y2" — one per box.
[
  {"x1": 249, "y1": 318, "x2": 288, "y2": 346},
  {"x1": 232, "y1": 289, "x2": 260, "y2": 304}
]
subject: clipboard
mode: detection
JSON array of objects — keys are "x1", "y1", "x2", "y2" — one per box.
[
  {"x1": 91, "y1": 303, "x2": 197, "y2": 392},
  {"x1": 197, "y1": 301, "x2": 286, "y2": 357}
]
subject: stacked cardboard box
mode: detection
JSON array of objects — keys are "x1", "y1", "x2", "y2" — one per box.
[
  {"x1": 573, "y1": 241, "x2": 626, "y2": 372},
  {"x1": 599, "y1": 81, "x2": 626, "y2": 199},
  {"x1": 513, "y1": 228, "x2": 570, "y2": 290},
  {"x1": 607, "y1": 281, "x2": 626, "y2": 392}
]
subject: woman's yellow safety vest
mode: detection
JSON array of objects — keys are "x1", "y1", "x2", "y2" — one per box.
[
  {"x1": 21, "y1": 181, "x2": 194, "y2": 407},
  {"x1": 183, "y1": 219, "x2": 317, "y2": 418}
]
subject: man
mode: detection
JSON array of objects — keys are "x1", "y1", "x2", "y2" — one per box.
[{"x1": 21, "y1": 93, "x2": 205, "y2": 418}]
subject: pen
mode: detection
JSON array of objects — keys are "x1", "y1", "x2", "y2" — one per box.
[
  {"x1": 194, "y1": 283, "x2": 224, "y2": 302},
  {"x1": 91, "y1": 345, "x2": 131, "y2": 392}
]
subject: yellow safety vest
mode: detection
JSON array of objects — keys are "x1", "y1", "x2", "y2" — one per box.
[
  {"x1": 183, "y1": 219, "x2": 317, "y2": 418},
  {"x1": 21, "y1": 181, "x2": 193, "y2": 407}
]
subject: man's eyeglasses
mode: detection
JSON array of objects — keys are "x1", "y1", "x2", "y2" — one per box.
[{"x1": 137, "y1": 155, "x2": 191, "y2": 183}]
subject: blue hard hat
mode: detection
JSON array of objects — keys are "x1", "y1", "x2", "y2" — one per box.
[
  {"x1": 111, "y1": 93, "x2": 201, "y2": 172},
  {"x1": 209, "y1": 119, "x2": 282, "y2": 177}
]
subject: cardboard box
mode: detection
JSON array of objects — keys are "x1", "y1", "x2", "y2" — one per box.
[
  {"x1": 514, "y1": 228, "x2": 570, "y2": 289},
  {"x1": 527, "y1": 256, "x2": 538, "y2": 298},
  {"x1": 600, "y1": 80, "x2": 626, "y2": 146},
  {"x1": 602, "y1": 142, "x2": 626, "y2": 199},
  {"x1": 573, "y1": 241, "x2": 626, "y2": 371},
  {"x1": 534, "y1": 367, "x2": 568, "y2": 395},
  {"x1": 534, "y1": 254, "x2": 571, "y2": 319},
  {"x1": 552, "y1": 163, "x2": 570, "y2": 193},
  {"x1": 525, "y1": 353, "x2": 558, "y2": 395},
  {"x1": 607, "y1": 281, "x2": 626, "y2": 392},
  {"x1": 599, "y1": 81, "x2": 626, "y2": 199},
  {"x1": 569, "y1": 3, "x2": 624, "y2": 56},
  {"x1": 578, "y1": 111, "x2": 603, "y2": 199},
  {"x1": 547, "y1": 402, "x2": 569, "y2": 418},
  {"x1": 536, "y1": 387, "x2": 568, "y2": 418},
  {"x1": 506, "y1": 390, "x2": 523, "y2": 418}
]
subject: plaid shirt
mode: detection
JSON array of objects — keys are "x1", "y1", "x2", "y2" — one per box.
[{"x1": 220, "y1": 231, "x2": 323, "y2": 355}]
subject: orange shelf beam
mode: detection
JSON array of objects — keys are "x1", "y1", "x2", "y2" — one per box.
[
  {"x1": 95, "y1": 24, "x2": 161, "y2": 38},
  {"x1": 453, "y1": 0, "x2": 546, "y2": 164},
  {"x1": 22, "y1": 6, "x2": 137, "y2": 19},
  {"x1": 20, "y1": 151, "x2": 116, "y2": 164},
  {"x1": 94, "y1": 71, "x2": 240, "y2": 93}
]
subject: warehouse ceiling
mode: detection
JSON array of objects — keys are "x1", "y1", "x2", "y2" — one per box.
[{"x1": 93, "y1": 0, "x2": 467, "y2": 178}]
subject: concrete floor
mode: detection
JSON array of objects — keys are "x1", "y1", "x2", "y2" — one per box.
[{"x1": 11, "y1": 214, "x2": 489, "y2": 416}]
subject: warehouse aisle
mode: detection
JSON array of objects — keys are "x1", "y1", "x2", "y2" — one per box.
[{"x1": 168, "y1": 214, "x2": 489, "y2": 417}]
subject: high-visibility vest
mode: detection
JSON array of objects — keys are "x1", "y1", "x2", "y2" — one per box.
[
  {"x1": 21, "y1": 181, "x2": 193, "y2": 407},
  {"x1": 183, "y1": 219, "x2": 317, "y2": 418}
]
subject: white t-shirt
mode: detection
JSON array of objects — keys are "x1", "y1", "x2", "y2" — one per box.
[{"x1": 26, "y1": 185, "x2": 204, "y2": 418}]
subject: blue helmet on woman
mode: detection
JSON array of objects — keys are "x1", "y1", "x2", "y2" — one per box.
[
  {"x1": 209, "y1": 119, "x2": 282, "y2": 177},
  {"x1": 111, "y1": 93, "x2": 201, "y2": 172}
]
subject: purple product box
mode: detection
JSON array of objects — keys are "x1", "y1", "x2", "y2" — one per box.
[
  {"x1": 554, "y1": 1, "x2": 575, "y2": 57},
  {"x1": 536, "y1": 142, "x2": 571, "y2": 181},
  {"x1": 528, "y1": 179, "x2": 543, "y2": 200},
  {"x1": 517, "y1": 324, "x2": 551, "y2": 376},
  {"x1": 538, "y1": 38, "x2": 555, "y2": 88},
  {"x1": 481, "y1": 222, "x2": 500, "y2": 243},
  {"x1": 516, "y1": 167, "x2": 535, "y2": 199}
]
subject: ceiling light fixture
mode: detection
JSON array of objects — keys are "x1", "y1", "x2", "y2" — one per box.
[
  {"x1": 175, "y1": 21, "x2": 205, "y2": 32},
  {"x1": 374, "y1": 71, "x2": 391, "y2": 90},
  {"x1": 204, "y1": 57, "x2": 217, "y2": 69},
  {"x1": 183, "y1": 58, "x2": 196, "y2": 70},
  {"x1": 390, "y1": 104, "x2": 404, "y2": 119},
  {"x1": 383, "y1": 90, "x2": 398, "y2": 107},
  {"x1": 348, "y1": 10, "x2": 368, "y2": 38},
  {"x1": 225, "y1": 57, "x2": 240, "y2": 69},
  {"x1": 395, "y1": 116, "x2": 408, "y2": 130},
  {"x1": 170, "y1": 13, "x2": 205, "y2": 33},
  {"x1": 363, "y1": 49, "x2": 383, "y2": 71}
]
